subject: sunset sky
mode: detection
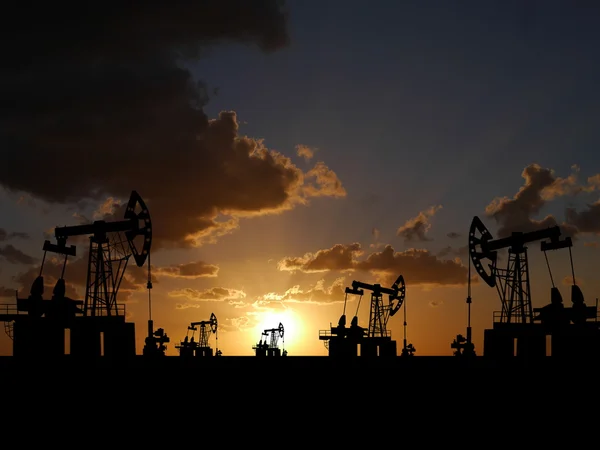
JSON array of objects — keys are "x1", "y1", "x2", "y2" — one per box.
[{"x1": 1, "y1": 1, "x2": 600, "y2": 357}]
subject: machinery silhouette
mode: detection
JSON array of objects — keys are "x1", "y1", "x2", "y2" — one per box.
[
  {"x1": 467, "y1": 215, "x2": 600, "y2": 357},
  {"x1": 451, "y1": 333, "x2": 475, "y2": 357},
  {"x1": 253, "y1": 322, "x2": 287, "y2": 356},
  {"x1": 319, "y1": 275, "x2": 407, "y2": 356},
  {"x1": 0, "y1": 190, "x2": 155, "y2": 358},
  {"x1": 176, "y1": 313, "x2": 221, "y2": 357},
  {"x1": 143, "y1": 322, "x2": 170, "y2": 357}
]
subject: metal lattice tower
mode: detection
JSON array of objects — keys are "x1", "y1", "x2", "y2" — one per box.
[
  {"x1": 84, "y1": 231, "x2": 131, "y2": 317},
  {"x1": 468, "y1": 215, "x2": 572, "y2": 326},
  {"x1": 368, "y1": 292, "x2": 387, "y2": 337},
  {"x1": 494, "y1": 249, "x2": 532, "y2": 324}
]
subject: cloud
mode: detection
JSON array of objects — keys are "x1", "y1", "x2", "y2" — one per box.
[
  {"x1": 437, "y1": 245, "x2": 469, "y2": 258},
  {"x1": 0, "y1": 2, "x2": 345, "y2": 249},
  {"x1": 397, "y1": 205, "x2": 442, "y2": 242},
  {"x1": 300, "y1": 161, "x2": 346, "y2": 199},
  {"x1": 584, "y1": 241, "x2": 599, "y2": 248},
  {"x1": 0, "y1": 229, "x2": 30, "y2": 241},
  {"x1": 296, "y1": 144, "x2": 315, "y2": 161},
  {"x1": 223, "y1": 315, "x2": 252, "y2": 331},
  {"x1": 562, "y1": 276, "x2": 583, "y2": 286},
  {"x1": 356, "y1": 246, "x2": 468, "y2": 286},
  {"x1": 154, "y1": 261, "x2": 219, "y2": 279},
  {"x1": 92, "y1": 197, "x2": 122, "y2": 220},
  {"x1": 485, "y1": 163, "x2": 580, "y2": 238},
  {"x1": 565, "y1": 201, "x2": 600, "y2": 236},
  {"x1": 195, "y1": 278, "x2": 362, "y2": 335},
  {"x1": 170, "y1": 287, "x2": 247, "y2": 309},
  {"x1": 256, "y1": 277, "x2": 347, "y2": 305},
  {"x1": 483, "y1": 163, "x2": 600, "y2": 239},
  {"x1": 587, "y1": 174, "x2": 600, "y2": 191},
  {"x1": 541, "y1": 164, "x2": 588, "y2": 200},
  {"x1": 447, "y1": 232, "x2": 461, "y2": 239},
  {"x1": 0, "y1": 245, "x2": 36, "y2": 265},
  {"x1": 278, "y1": 243, "x2": 468, "y2": 286},
  {"x1": 278, "y1": 243, "x2": 363, "y2": 273}
]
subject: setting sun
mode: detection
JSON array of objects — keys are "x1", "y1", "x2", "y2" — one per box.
[
  {"x1": 2, "y1": 2, "x2": 600, "y2": 364},
  {"x1": 253, "y1": 308, "x2": 302, "y2": 351}
]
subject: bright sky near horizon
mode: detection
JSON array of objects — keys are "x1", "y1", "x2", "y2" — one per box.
[{"x1": 1, "y1": 1, "x2": 600, "y2": 356}]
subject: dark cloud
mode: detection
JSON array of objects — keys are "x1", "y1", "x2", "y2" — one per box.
[
  {"x1": 397, "y1": 205, "x2": 442, "y2": 242},
  {"x1": 1, "y1": 2, "x2": 290, "y2": 70},
  {"x1": 170, "y1": 286, "x2": 246, "y2": 309},
  {"x1": 0, "y1": 229, "x2": 30, "y2": 241},
  {"x1": 484, "y1": 163, "x2": 581, "y2": 238},
  {"x1": 447, "y1": 232, "x2": 461, "y2": 239},
  {"x1": 278, "y1": 242, "x2": 468, "y2": 286},
  {"x1": 0, "y1": 1, "x2": 345, "y2": 249},
  {"x1": 154, "y1": 261, "x2": 219, "y2": 279},
  {"x1": 437, "y1": 245, "x2": 468, "y2": 258},
  {"x1": 278, "y1": 243, "x2": 362, "y2": 273},
  {"x1": 566, "y1": 201, "x2": 600, "y2": 235},
  {"x1": 257, "y1": 277, "x2": 347, "y2": 305},
  {"x1": 0, "y1": 245, "x2": 36, "y2": 265},
  {"x1": 482, "y1": 163, "x2": 600, "y2": 242},
  {"x1": 356, "y1": 246, "x2": 468, "y2": 287}
]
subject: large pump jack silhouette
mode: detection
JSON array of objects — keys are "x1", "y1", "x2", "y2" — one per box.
[
  {"x1": 467, "y1": 215, "x2": 599, "y2": 358},
  {"x1": 0, "y1": 190, "x2": 154, "y2": 358}
]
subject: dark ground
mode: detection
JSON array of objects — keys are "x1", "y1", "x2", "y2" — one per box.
[
  {"x1": 2, "y1": 354, "x2": 597, "y2": 374},
  {"x1": 1, "y1": 355, "x2": 595, "y2": 421}
]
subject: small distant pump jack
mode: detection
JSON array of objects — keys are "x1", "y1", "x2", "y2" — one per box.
[
  {"x1": 176, "y1": 313, "x2": 220, "y2": 357},
  {"x1": 253, "y1": 322, "x2": 286, "y2": 356}
]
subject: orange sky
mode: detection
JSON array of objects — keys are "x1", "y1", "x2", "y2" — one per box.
[
  {"x1": 1, "y1": 2, "x2": 600, "y2": 357},
  {"x1": 1, "y1": 160, "x2": 600, "y2": 357}
]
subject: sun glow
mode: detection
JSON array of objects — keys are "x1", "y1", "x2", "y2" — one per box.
[{"x1": 254, "y1": 308, "x2": 302, "y2": 350}]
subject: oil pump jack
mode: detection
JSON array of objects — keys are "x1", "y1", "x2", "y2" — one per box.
[
  {"x1": 176, "y1": 313, "x2": 220, "y2": 357},
  {"x1": 253, "y1": 322, "x2": 286, "y2": 356},
  {"x1": 467, "y1": 215, "x2": 599, "y2": 358},
  {"x1": 319, "y1": 275, "x2": 406, "y2": 356},
  {"x1": 0, "y1": 190, "x2": 154, "y2": 358}
]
